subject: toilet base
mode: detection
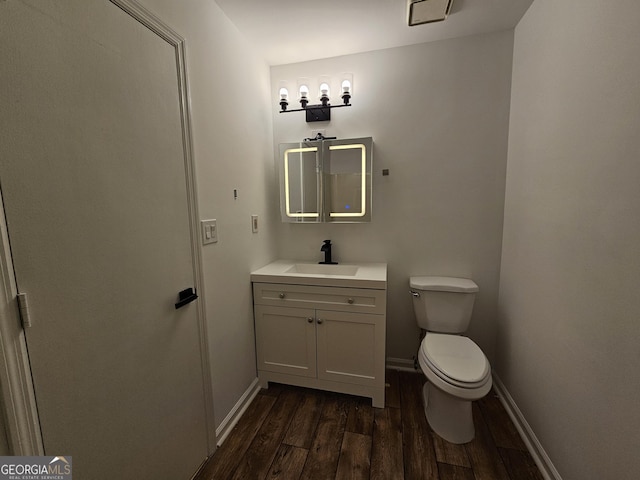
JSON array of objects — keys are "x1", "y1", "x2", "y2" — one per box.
[{"x1": 422, "y1": 381, "x2": 475, "y2": 444}]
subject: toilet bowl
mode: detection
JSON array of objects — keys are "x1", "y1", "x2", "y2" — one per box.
[
  {"x1": 418, "y1": 333, "x2": 492, "y2": 443},
  {"x1": 410, "y1": 276, "x2": 492, "y2": 444}
]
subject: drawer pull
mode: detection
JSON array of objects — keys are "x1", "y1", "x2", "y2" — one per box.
[
  {"x1": 307, "y1": 317, "x2": 314, "y2": 323},
  {"x1": 347, "y1": 298, "x2": 354, "y2": 304},
  {"x1": 317, "y1": 318, "x2": 324, "y2": 325},
  {"x1": 279, "y1": 293, "x2": 286, "y2": 299}
]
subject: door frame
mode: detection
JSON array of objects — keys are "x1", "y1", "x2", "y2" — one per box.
[
  {"x1": 0, "y1": 190, "x2": 43, "y2": 455},
  {"x1": 0, "y1": 0, "x2": 216, "y2": 456}
]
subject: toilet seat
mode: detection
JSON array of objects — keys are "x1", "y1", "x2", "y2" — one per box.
[{"x1": 419, "y1": 333, "x2": 491, "y2": 390}]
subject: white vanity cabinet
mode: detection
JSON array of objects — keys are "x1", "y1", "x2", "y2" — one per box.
[{"x1": 252, "y1": 281, "x2": 387, "y2": 407}]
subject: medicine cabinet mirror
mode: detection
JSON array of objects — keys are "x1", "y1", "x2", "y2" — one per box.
[{"x1": 278, "y1": 137, "x2": 372, "y2": 223}]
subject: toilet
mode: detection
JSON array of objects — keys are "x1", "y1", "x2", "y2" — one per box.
[{"x1": 410, "y1": 276, "x2": 492, "y2": 444}]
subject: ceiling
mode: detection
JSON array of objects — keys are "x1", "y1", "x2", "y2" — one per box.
[{"x1": 214, "y1": 0, "x2": 534, "y2": 66}]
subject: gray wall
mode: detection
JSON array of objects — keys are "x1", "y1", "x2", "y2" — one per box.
[
  {"x1": 498, "y1": 0, "x2": 640, "y2": 478},
  {"x1": 139, "y1": 0, "x2": 278, "y2": 429},
  {"x1": 271, "y1": 31, "x2": 514, "y2": 363}
]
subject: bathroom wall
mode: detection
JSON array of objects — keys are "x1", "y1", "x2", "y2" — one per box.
[
  {"x1": 271, "y1": 31, "x2": 514, "y2": 363},
  {"x1": 498, "y1": 0, "x2": 640, "y2": 478},
  {"x1": 138, "y1": 0, "x2": 278, "y2": 429}
]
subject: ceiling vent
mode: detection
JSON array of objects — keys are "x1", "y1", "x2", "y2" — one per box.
[{"x1": 407, "y1": 0, "x2": 453, "y2": 26}]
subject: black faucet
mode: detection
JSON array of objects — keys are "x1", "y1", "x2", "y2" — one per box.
[{"x1": 319, "y1": 240, "x2": 338, "y2": 265}]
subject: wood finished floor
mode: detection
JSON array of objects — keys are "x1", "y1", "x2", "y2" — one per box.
[{"x1": 195, "y1": 370, "x2": 544, "y2": 480}]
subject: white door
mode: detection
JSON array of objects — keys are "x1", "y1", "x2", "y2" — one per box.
[{"x1": 0, "y1": 1, "x2": 211, "y2": 478}]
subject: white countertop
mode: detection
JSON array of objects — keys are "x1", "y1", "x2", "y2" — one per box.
[{"x1": 250, "y1": 259, "x2": 387, "y2": 289}]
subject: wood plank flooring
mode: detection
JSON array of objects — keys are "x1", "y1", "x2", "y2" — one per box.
[{"x1": 194, "y1": 370, "x2": 544, "y2": 480}]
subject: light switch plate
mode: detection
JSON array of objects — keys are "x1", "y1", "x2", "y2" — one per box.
[{"x1": 201, "y1": 219, "x2": 217, "y2": 245}]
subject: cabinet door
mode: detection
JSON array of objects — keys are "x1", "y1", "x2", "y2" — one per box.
[
  {"x1": 279, "y1": 142, "x2": 322, "y2": 222},
  {"x1": 323, "y1": 137, "x2": 372, "y2": 222},
  {"x1": 255, "y1": 305, "x2": 317, "y2": 378},
  {"x1": 316, "y1": 311, "x2": 385, "y2": 387}
]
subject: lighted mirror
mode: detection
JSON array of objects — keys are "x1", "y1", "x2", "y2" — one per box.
[
  {"x1": 281, "y1": 145, "x2": 320, "y2": 220},
  {"x1": 279, "y1": 137, "x2": 372, "y2": 223},
  {"x1": 325, "y1": 141, "x2": 368, "y2": 219}
]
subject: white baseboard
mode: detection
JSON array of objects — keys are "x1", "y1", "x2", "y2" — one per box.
[
  {"x1": 492, "y1": 374, "x2": 562, "y2": 480},
  {"x1": 386, "y1": 357, "x2": 417, "y2": 372},
  {"x1": 215, "y1": 377, "x2": 261, "y2": 447}
]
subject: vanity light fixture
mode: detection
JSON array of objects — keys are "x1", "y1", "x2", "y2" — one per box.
[{"x1": 279, "y1": 74, "x2": 353, "y2": 122}]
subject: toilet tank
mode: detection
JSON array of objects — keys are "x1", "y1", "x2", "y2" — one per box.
[{"x1": 410, "y1": 276, "x2": 479, "y2": 333}]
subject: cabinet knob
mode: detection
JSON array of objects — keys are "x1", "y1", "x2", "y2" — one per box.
[
  {"x1": 279, "y1": 293, "x2": 286, "y2": 299},
  {"x1": 307, "y1": 317, "x2": 314, "y2": 323},
  {"x1": 347, "y1": 298, "x2": 354, "y2": 304},
  {"x1": 317, "y1": 318, "x2": 323, "y2": 324}
]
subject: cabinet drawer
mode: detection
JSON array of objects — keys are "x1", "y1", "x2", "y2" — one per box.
[{"x1": 253, "y1": 282, "x2": 386, "y2": 314}]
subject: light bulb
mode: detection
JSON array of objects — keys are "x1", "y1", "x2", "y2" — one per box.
[
  {"x1": 299, "y1": 85, "x2": 309, "y2": 99},
  {"x1": 319, "y1": 83, "x2": 330, "y2": 96},
  {"x1": 341, "y1": 80, "x2": 351, "y2": 94},
  {"x1": 278, "y1": 87, "x2": 289, "y2": 111}
]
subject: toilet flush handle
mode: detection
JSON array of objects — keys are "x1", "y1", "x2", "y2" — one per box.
[{"x1": 410, "y1": 290, "x2": 420, "y2": 298}]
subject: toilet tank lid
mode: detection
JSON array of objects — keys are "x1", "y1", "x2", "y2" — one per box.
[{"x1": 410, "y1": 276, "x2": 479, "y2": 293}]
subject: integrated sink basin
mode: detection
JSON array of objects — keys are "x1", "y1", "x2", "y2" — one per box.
[
  {"x1": 251, "y1": 259, "x2": 387, "y2": 288},
  {"x1": 285, "y1": 263, "x2": 359, "y2": 276}
]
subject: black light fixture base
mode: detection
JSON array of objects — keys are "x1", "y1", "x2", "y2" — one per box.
[
  {"x1": 306, "y1": 106, "x2": 331, "y2": 122},
  {"x1": 279, "y1": 103, "x2": 351, "y2": 123}
]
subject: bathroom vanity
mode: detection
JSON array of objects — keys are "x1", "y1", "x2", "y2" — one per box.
[{"x1": 251, "y1": 260, "x2": 387, "y2": 407}]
